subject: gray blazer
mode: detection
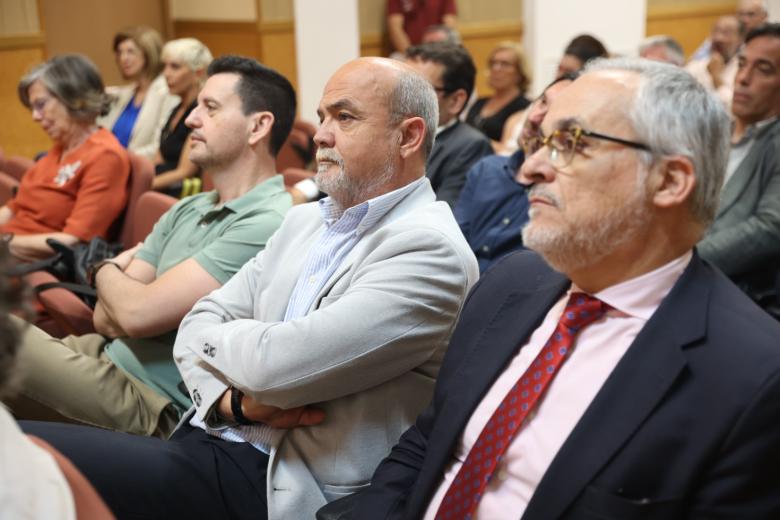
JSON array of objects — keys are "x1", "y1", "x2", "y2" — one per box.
[
  {"x1": 174, "y1": 179, "x2": 479, "y2": 519},
  {"x1": 698, "y1": 117, "x2": 780, "y2": 301}
]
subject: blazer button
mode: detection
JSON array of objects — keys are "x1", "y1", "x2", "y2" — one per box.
[{"x1": 203, "y1": 342, "x2": 216, "y2": 357}]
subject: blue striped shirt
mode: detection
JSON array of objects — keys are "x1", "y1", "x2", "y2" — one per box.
[{"x1": 192, "y1": 177, "x2": 426, "y2": 452}]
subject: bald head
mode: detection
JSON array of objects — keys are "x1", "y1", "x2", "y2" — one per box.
[{"x1": 738, "y1": 0, "x2": 768, "y2": 34}]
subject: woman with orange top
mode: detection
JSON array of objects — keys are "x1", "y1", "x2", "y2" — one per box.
[{"x1": 0, "y1": 54, "x2": 130, "y2": 261}]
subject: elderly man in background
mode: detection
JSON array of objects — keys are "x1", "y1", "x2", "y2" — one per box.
[
  {"x1": 699, "y1": 23, "x2": 780, "y2": 318},
  {"x1": 687, "y1": 15, "x2": 742, "y2": 108},
  {"x1": 340, "y1": 57, "x2": 780, "y2": 519},
  {"x1": 639, "y1": 34, "x2": 685, "y2": 65},
  {"x1": 22, "y1": 57, "x2": 478, "y2": 520}
]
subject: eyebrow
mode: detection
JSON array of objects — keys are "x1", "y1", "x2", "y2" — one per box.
[
  {"x1": 199, "y1": 95, "x2": 220, "y2": 106},
  {"x1": 542, "y1": 116, "x2": 587, "y2": 133}
]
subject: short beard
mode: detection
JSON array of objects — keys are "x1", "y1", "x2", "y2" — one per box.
[
  {"x1": 315, "y1": 148, "x2": 395, "y2": 210},
  {"x1": 522, "y1": 172, "x2": 651, "y2": 273}
]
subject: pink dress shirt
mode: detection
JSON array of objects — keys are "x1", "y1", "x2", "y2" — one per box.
[{"x1": 424, "y1": 252, "x2": 693, "y2": 519}]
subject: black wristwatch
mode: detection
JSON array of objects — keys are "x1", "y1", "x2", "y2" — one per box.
[
  {"x1": 230, "y1": 387, "x2": 253, "y2": 425},
  {"x1": 87, "y1": 259, "x2": 120, "y2": 287}
]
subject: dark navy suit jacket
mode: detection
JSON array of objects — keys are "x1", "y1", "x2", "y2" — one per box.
[
  {"x1": 351, "y1": 250, "x2": 780, "y2": 519},
  {"x1": 426, "y1": 120, "x2": 492, "y2": 208}
]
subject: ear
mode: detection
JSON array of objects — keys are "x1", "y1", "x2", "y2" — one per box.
[
  {"x1": 398, "y1": 116, "x2": 426, "y2": 160},
  {"x1": 649, "y1": 155, "x2": 696, "y2": 210},
  {"x1": 248, "y1": 111, "x2": 275, "y2": 147},
  {"x1": 446, "y1": 88, "x2": 469, "y2": 118}
]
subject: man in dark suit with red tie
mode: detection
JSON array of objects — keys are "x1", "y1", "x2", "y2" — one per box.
[{"x1": 321, "y1": 57, "x2": 780, "y2": 519}]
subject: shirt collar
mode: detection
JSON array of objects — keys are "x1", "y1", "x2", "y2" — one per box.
[
  {"x1": 195, "y1": 175, "x2": 286, "y2": 222},
  {"x1": 318, "y1": 177, "x2": 425, "y2": 235},
  {"x1": 435, "y1": 118, "x2": 458, "y2": 137},
  {"x1": 732, "y1": 115, "x2": 779, "y2": 147},
  {"x1": 571, "y1": 251, "x2": 693, "y2": 321}
]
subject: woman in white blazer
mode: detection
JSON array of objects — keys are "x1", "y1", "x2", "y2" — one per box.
[{"x1": 99, "y1": 27, "x2": 179, "y2": 160}]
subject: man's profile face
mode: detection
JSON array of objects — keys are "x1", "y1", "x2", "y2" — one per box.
[
  {"x1": 711, "y1": 17, "x2": 741, "y2": 59},
  {"x1": 313, "y1": 60, "x2": 401, "y2": 208},
  {"x1": 733, "y1": 36, "x2": 780, "y2": 124},
  {"x1": 518, "y1": 72, "x2": 653, "y2": 272},
  {"x1": 186, "y1": 73, "x2": 249, "y2": 170}
]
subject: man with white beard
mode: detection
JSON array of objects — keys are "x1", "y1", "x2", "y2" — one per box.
[
  {"x1": 24, "y1": 56, "x2": 478, "y2": 520},
  {"x1": 335, "y1": 58, "x2": 780, "y2": 520}
]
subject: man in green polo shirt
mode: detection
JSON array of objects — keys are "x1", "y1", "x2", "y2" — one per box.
[{"x1": 11, "y1": 56, "x2": 296, "y2": 438}]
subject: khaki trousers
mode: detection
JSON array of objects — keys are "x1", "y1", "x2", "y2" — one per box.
[{"x1": 10, "y1": 315, "x2": 180, "y2": 438}]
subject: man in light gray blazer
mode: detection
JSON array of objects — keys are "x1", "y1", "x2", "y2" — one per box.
[
  {"x1": 698, "y1": 23, "x2": 780, "y2": 316},
  {"x1": 23, "y1": 57, "x2": 478, "y2": 520}
]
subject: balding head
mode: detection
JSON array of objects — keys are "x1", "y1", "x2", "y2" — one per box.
[{"x1": 738, "y1": 0, "x2": 768, "y2": 34}]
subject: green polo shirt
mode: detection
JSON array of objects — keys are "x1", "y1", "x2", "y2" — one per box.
[{"x1": 104, "y1": 176, "x2": 291, "y2": 410}]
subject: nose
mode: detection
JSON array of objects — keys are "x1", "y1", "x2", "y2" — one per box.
[
  {"x1": 518, "y1": 146, "x2": 556, "y2": 185},
  {"x1": 736, "y1": 64, "x2": 751, "y2": 86},
  {"x1": 185, "y1": 106, "x2": 201, "y2": 129},
  {"x1": 313, "y1": 120, "x2": 334, "y2": 149}
]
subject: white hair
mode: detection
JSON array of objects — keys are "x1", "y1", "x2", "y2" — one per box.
[
  {"x1": 639, "y1": 35, "x2": 685, "y2": 66},
  {"x1": 585, "y1": 57, "x2": 731, "y2": 226},
  {"x1": 162, "y1": 38, "x2": 213, "y2": 72}
]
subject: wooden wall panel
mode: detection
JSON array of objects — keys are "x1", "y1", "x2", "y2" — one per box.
[
  {"x1": 42, "y1": 0, "x2": 166, "y2": 87},
  {"x1": 173, "y1": 20, "x2": 260, "y2": 60},
  {"x1": 646, "y1": 0, "x2": 737, "y2": 58},
  {"x1": 258, "y1": 21, "x2": 298, "y2": 93},
  {"x1": 0, "y1": 44, "x2": 49, "y2": 158}
]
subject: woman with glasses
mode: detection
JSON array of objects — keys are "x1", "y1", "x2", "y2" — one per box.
[
  {"x1": 0, "y1": 54, "x2": 130, "y2": 261},
  {"x1": 99, "y1": 26, "x2": 180, "y2": 160},
  {"x1": 465, "y1": 41, "x2": 531, "y2": 145}
]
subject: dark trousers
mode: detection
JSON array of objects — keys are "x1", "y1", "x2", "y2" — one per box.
[{"x1": 22, "y1": 421, "x2": 269, "y2": 519}]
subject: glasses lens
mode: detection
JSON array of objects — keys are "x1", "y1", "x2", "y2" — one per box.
[
  {"x1": 522, "y1": 133, "x2": 543, "y2": 156},
  {"x1": 550, "y1": 129, "x2": 578, "y2": 167}
]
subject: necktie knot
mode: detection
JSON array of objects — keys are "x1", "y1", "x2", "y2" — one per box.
[{"x1": 560, "y1": 293, "x2": 609, "y2": 331}]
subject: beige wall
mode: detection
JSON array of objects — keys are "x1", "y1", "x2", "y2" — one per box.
[{"x1": 170, "y1": 0, "x2": 256, "y2": 20}]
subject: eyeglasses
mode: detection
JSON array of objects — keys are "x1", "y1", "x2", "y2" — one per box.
[{"x1": 523, "y1": 126, "x2": 650, "y2": 167}]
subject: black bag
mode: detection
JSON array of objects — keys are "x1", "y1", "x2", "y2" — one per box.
[{"x1": 9, "y1": 237, "x2": 123, "y2": 308}]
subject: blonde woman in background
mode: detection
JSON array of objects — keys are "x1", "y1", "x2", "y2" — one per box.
[
  {"x1": 152, "y1": 38, "x2": 213, "y2": 197},
  {"x1": 99, "y1": 26, "x2": 179, "y2": 160}
]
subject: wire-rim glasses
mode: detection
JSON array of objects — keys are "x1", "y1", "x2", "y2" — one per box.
[{"x1": 523, "y1": 126, "x2": 651, "y2": 167}]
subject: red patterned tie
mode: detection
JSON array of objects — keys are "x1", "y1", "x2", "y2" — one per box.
[{"x1": 435, "y1": 293, "x2": 609, "y2": 520}]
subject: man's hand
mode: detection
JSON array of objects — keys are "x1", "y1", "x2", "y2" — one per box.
[
  {"x1": 217, "y1": 389, "x2": 326, "y2": 428},
  {"x1": 707, "y1": 53, "x2": 725, "y2": 88}
]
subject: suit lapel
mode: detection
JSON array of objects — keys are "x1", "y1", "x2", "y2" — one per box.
[{"x1": 523, "y1": 256, "x2": 711, "y2": 520}]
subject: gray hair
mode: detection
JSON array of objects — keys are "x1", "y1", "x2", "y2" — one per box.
[
  {"x1": 388, "y1": 68, "x2": 439, "y2": 159},
  {"x1": 162, "y1": 38, "x2": 213, "y2": 72},
  {"x1": 585, "y1": 57, "x2": 731, "y2": 226},
  {"x1": 639, "y1": 35, "x2": 685, "y2": 66},
  {"x1": 18, "y1": 54, "x2": 111, "y2": 121}
]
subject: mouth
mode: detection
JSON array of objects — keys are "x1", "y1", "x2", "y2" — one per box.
[
  {"x1": 190, "y1": 134, "x2": 205, "y2": 145},
  {"x1": 732, "y1": 92, "x2": 750, "y2": 103}
]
